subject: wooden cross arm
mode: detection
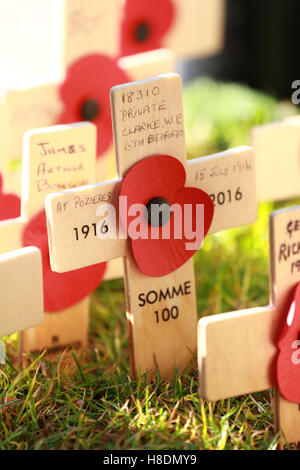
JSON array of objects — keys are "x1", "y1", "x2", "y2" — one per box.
[
  {"x1": 0, "y1": 247, "x2": 43, "y2": 337},
  {"x1": 46, "y1": 179, "x2": 128, "y2": 273},
  {"x1": 252, "y1": 118, "x2": 300, "y2": 202},
  {"x1": 46, "y1": 146, "x2": 257, "y2": 273},
  {"x1": 187, "y1": 146, "x2": 257, "y2": 233},
  {"x1": 198, "y1": 305, "x2": 277, "y2": 401}
]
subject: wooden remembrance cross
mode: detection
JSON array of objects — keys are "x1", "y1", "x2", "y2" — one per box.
[
  {"x1": 252, "y1": 115, "x2": 300, "y2": 202},
  {"x1": 198, "y1": 205, "x2": 300, "y2": 449},
  {"x1": 0, "y1": 122, "x2": 103, "y2": 357},
  {"x1": 45, "y1": 73, "x2": 257, "y2": 380}
]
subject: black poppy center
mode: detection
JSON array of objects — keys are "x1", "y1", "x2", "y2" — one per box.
[
  {"x1": 146, "y1": 197, "x2": 171, "y2": 227},
  {"x1": 80, "y1": 99, "x2": 100, "y2": 121},
  {"x1": 135, "y1": 22, "x2": 150, "y2": 42}
]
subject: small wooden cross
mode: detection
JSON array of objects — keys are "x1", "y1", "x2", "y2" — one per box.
[
  {"x1": 0, "y1": 0, "x2": 175, "y2": 197},
  {"x1": 198, "y1": 204, "x2": 300, "y2": 449},
  {"x1": 252, "y1": 116, "x2": 300, "y2": 202},
  {"x1": 0, "y1": 246, "x2": 43, "y2": 359},
  {"x1": 45, "y1": 73, "x2": 257, "y2": 381},
  {"x1": 0, "y1": 122, "x2": 106, "y2": 357}
]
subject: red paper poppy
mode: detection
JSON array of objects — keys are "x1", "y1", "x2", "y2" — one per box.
[
  {"x1": 22, "y1": 210, "x2": 106, "y2": 312},
  {"x1": 119, "y1": 155, "x2": 214, "y2": 278},
  {"x1": 57, "y1": 55, "x2": 130, "y2": 158},
  {"x1": 120, "y1": 0, "x2": 176, "y2": 57},
  {"x1": 277, "y1": 282, "x2": 300, "y2": 403},
  {"x1": 0, "y1": 173, "x2": 21, "y2": 220}
]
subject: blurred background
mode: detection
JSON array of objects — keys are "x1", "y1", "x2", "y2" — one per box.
[
  {"x1": 183, "y1": 0, "x2": 300, "y2": 99},
  {"x1": 1, "y1": 0, "x2": 300, "y2": 99}
]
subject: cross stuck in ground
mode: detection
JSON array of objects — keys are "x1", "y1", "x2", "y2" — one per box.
[
  {"x1": 45, "y1": 73, "x2": 257, "y2": 381},
  {"x1": 198, "y1": 205, "x2": 300, "y2": 449},
  {"x1": 0, "y1": 122, "x2": 108, "y2": 358}
]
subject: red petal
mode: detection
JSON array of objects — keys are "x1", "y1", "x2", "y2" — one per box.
[
  {"x1": 22, "y1": 211, "x2": 106, "y2": 312},
  {"x1": 120, "y1": 155, "x2": 186, "y2": 221},
  {"x1": 0, "y1": 194, "x2": 21, "y2": 220},
  {"x1": 120, "y1": 155, "x2": 214, "y2": 277},
  {"x1": 120, "y1": 0, "x2": 176, "y2": 56},
  {"x1": 277, "y1": 283, "x2": 300, "y2": 403},
  {"x1": 56, "y1": 108, "x2": 78, "y2": 127},
  {"x1": 57, "y1": 55, "x2": 130, "y2": 158},
  {"x1": 59, "y1": 55, "x2": 129, "y2": 107},
  {"x1": 0, "y1": 174, "x2": 21, "y2": 220},
  {"x1": 131, "y1": 187, "x2": 214, "y2": 277}
]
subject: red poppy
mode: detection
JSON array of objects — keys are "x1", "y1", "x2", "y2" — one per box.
[
  {"x1": 22, "y1": 210, "x2": 106, "y2": 312},
  {"x1": 119, "y1": 155, "x2": 214, "y2": 278},
  {"x1": 0, "y1": 173, "x2": 20, "y2": 220},
  {"x1": 57, "y1": 55, "x2": 130, "y2": 158},
  {"x1": 120, "y1": 0, "x2": 176, "y2": 57},
  {"x1": 277, "y1": 282, "x2": 300, "y2": 403}
]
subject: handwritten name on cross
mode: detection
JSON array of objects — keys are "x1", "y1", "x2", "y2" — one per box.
[{"x1": 252, "y1": 116, "x2": 300, "y2": 202}]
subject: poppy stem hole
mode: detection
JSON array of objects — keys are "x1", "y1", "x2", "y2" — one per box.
[
  {"x1": 135, "y1": 22, "x2": 150, "y2": 42},
  {"x1": 146, "y1": 197, "x2": 171, "y2": 227},
  {"x1": 80, "y1": 99, "x2": 100, "y2": 121}
]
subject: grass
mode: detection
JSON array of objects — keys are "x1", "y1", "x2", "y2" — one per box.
[{"x1": 0, "y1": 79, "x2": 298, "y2": 450}]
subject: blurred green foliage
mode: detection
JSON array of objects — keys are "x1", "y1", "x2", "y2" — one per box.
[{"x1": 183, "y1": 78, "x2": 297, "y2": 158}]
